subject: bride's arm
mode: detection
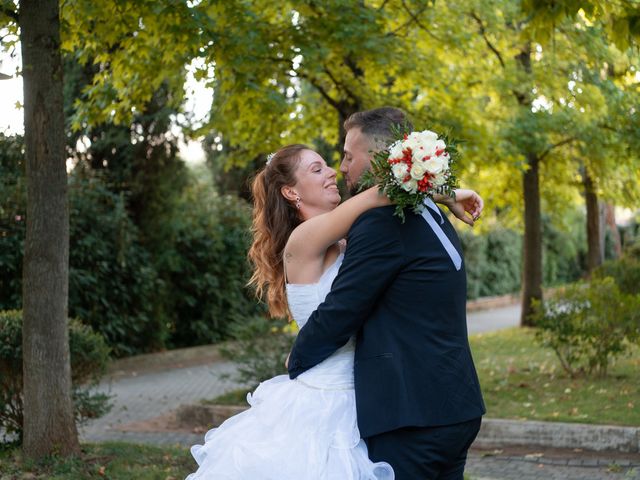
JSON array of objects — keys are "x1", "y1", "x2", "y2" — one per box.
[{"x1": 285, "y1": 186, "x2": 389, "y2": 261}]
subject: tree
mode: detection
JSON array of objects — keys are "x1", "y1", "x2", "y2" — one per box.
[
  {"x1": 522, "y1": 0, "x2": 640, "y2": 50},
  {"x1": 16, "y1": 0, "x2": 80, "y2": 458},
  {"x1": 398, "y1": 0, "x2": 640, "y2": 325},
  {"x1": 6, "y1": 0, "x2": 639, "y2": 335},
  {"x1": 60, "y1": 0, "x2": 412, "y2": 163}
]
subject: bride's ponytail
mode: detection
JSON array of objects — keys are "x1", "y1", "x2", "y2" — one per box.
[{"x1": 247, "y1": 145, "x2": 308, "y2": 319}]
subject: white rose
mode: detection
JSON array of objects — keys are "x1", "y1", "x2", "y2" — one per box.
[
  {"x1": 388, "y1": 140, "x2": 404, "y2": 160},
  {"x1": 402, "y1": 136, "x2": 420, "y2": 153},
  {"x1": 401, "y1": 178, "x2": 418, "y2": 193},
  {"x1": 433, "y1": 171, "x2": 448, "y2": 187},
  {"x1": 412, "y1": 140, "x2": 437, "y2": 160},
  {"x1": 420, "y1": 130, "x2": 438, "y2": 141},
  {"x1": 391, "y1": 162, "x2": 409, "y2": 180},
  {"x1": 424, "y1": 155, "x2": 449, "y2": 175},
  {"x1": 410, "y1": 161, "x2": 428, "y2": 180}
]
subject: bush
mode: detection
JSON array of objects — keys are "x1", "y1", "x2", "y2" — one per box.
[
  {"x1": 218, "y1": 316, "x2": 295, "y2": 390},
  {"x1": 164, "y1": 180, "x2": 264, "y2": 348},
  {"x1": 0, "y1": 310, "x2": 112, "y2": 441},
  {"x1": 531, "y1": 277, "x2": 640, "y2": 378},
  {"x1": 459, "y1": 212, "x2": 587, "y2": 300},
  {"x1": 1, "y1": 133, "x2": 261, "y2": 356},
  {"x1": 460, "y1": 227, "x2": 522, "y2": 299},
  {"x1": 542, "y1": 212, "x2": 587, "y2": 287},
  {"x1": 592, "y1": 256, "x2": 640, "y2": 295},
  {"x1": 0, "y1": 134, "x2": 25, "y2": 311},
  {"x1": 68, "y1": 174, "x2": 166, "y2": 357}
]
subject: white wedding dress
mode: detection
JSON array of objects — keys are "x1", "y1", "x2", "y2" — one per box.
[{"x1": 186, "y1": 252, "x2": 394, "y2": 479}]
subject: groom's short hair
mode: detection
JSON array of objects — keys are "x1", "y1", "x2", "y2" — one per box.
[{"x1": 343, "y1": 107, "x2": 413, "y2": 145}]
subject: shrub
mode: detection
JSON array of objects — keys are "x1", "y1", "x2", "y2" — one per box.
[
  {"x1": 218, "y1": 316, "x2": 295, "y2": 390},
  {"x1": 68, "y1": 174, "x2": 166, "y2": 357},
  {"x1": 542, "y1": 213, "x2": 587, "y2": 287},
  {"x1": 164, "y1": 180, "x2": 264, "y2": 348},
  {"x1": 531, "y1": 277, "x2": 640, "y2": 378},
  {"x1": 1, "y1": 133, "x2": 260, "y2": 356},
  {"x1": 459, "y1": 212, "x2": 587, "y2": 300},
  {"x1": 592, "y1": 256, "x2": 640, "y2": 295},
  {"x1": 459, "y1": 227, "x2": 522, "y2": 299},
  {"x1": 0, "y1": 310, "x2": 112, "y2": 441},
  {"x1": 0, "y1": 134, "x2": 25, "y2": 311}
]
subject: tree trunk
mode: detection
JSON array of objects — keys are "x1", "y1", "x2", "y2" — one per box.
[
  {"x1": 514, "y1": 43, "x2": 542, "y2": 327},
  {"x1": 20, "y1": 0, "x2": 80, "y2": 458},
  {"x1": 604, "y1": 203, "x2": 622, "y2": 258},
  {"x1": 583, "y1": 168, "x2": 602, "y2": 272},
  {"x1": 521, "y1": 152, "x2": 543, "y2": 326}
]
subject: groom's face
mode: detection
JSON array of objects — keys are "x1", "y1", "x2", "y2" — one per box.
[{"x1": 341, "y1": 127, "x2": 377, "y2": 196}]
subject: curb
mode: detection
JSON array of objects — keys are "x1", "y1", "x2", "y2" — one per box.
[
  {"x1": 465, "y1": 286, "x2": 562, "y2": 313},
  {"x1": 474, "y1": 418, "x2": 639, "y2": 453},
  {"x1": 178, "y1": 403, "x2": 640, "y2": 454},
  {"x1": 106, "y1": 344, "x2": 225, "y2": 379},
  {"x1": 466, "y1": 293, "x2": 519, "y2": 312}
]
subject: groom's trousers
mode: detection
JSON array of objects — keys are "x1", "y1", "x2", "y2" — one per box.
[{"x1": 365, "y1": 416, "x2": 482, "y2": 480}]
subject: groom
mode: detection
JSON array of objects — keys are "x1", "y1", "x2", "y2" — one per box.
[{"x1": 287, "y1": 107, "x2": 486, "y2": 479}]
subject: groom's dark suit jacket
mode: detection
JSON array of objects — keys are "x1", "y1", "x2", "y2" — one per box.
[{"x1": 288, "y1": 205, "x2": 486, "y2": 438}]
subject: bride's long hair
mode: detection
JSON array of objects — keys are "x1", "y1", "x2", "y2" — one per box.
[{"x1": 248, "y1": 144, "x2": 308, "y2": 319}]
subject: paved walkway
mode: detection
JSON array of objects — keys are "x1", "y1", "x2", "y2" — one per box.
[
  {"x1": 79, "y1": 303, "x2": 640, "y2": 479},
  {"x1": 467, "y1": 448, "x2": 640, "y2": 479},
  {"x1": 467, "y1": 304, "x2": 521, "y2": 334},
  {"x1": 79, "y1": 361, "x2": 241, "y2": 445}
]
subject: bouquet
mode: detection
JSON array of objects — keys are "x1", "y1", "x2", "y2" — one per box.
[{"x1": 359, "y1": 125, "x2": 460, "y2": 221}]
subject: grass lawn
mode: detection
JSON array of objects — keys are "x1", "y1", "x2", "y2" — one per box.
[
  {"x1": 0, "y1": 442, "x2": 194, "y2": 479},
  {"x1": 470, "y1": 327, "x2": 640, "y2": 426}
]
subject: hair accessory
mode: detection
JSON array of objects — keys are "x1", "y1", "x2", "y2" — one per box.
[{"x1": 266, "y1": 152, "x2": 276, "y2": 166}]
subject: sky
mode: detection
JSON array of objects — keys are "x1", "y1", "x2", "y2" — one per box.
[{"x1": 0, "y1": 47, "x2": 212, "y2": 164}]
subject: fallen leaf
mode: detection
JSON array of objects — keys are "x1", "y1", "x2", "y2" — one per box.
[{"x1": 525, "y1": 453, "x2": 544, "y2": 460}]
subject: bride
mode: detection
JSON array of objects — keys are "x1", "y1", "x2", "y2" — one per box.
[{"x1": 185, "y1": 144, "x2": 481, "y2": 479}]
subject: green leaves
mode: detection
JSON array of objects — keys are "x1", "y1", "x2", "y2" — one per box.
[
  {"x1": 521, "y1": 0, "x2": 640, "y2": 50},
  {"x1": 532, "y1": 275, "x2": 640, "y2": 377}
]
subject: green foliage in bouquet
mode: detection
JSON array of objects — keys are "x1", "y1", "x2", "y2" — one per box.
[{"x1": 359, "y1": 123, "x2": 460, "y2": 222}]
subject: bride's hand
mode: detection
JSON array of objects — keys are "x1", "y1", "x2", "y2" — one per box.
[{"x1": 443, "y1": 189, "x2": 484, "y2": 227}]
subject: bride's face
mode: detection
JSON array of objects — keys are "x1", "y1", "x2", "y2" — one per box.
[{"x1": 288, "y1": 150, "x2": 340, "y2": 219}]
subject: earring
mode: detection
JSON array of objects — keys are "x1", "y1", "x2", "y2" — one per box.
[{"x1": 295, "y1": 195, "x2": 301, "y2": 209}]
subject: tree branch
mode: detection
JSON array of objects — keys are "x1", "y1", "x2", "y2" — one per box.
[
  {"x1": 389, "y1": 1, "x2": 443, "y2": 42},
  {"x1": 377, "y1": 0, "x2": 391, "y2": 12},
  {"x1": 469, "y1": 11, "x2": 505, "y2": 69},
  {"x1": 539, "y1": 137, "x2": 576, "y2": 161},
  {"x1": 297, "y1": 71, "x2": 341, "y2": 111}
]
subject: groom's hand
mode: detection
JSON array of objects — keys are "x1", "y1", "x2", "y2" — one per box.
[{"x1": 447, "y1": 189, "x2": 484, "y2": 227}]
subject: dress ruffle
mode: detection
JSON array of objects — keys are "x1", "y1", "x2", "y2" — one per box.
[{"x1": 186, "y1": 375, "x2": 394, "y2": 480}]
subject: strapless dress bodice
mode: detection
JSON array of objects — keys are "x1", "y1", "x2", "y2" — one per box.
[{"x1": 286, "y1": 253, "x2": 355, "y2": 389}]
